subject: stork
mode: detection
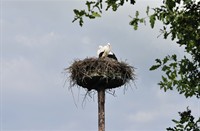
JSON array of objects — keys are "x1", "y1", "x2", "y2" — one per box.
[
  {"x1": 107, "y1": 51, "x2": 118, "y2": 61},
  {"x1": 97, "y1": 43, "x2": 118, "y2": 61}
]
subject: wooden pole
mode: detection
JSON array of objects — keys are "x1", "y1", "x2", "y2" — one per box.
[{"x1": 98, "y1": 88, "x2": 105, "y2": 131}]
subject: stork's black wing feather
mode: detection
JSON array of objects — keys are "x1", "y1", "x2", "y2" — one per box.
[
  {"x1": 99, "y1": 52, "x2": 104, "y2": 58},
  {"x1": 107, "y1": 53, "x2": 118, "y2": 61}
]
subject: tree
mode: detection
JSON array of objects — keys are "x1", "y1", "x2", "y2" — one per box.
[
  {"x1": 72, "y1": 0, "x2": 136, "y2": 26},
  {"x1": 72, "y1": 0, "x2": 200, "y2": 130},
  {"x1": 166, "y1": 107, "x2": 200, "y2": 131},
  {"x1": 148, "y1": 0, "x2": 200, "y2": 99}
]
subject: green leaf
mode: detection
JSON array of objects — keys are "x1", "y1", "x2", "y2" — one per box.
[
  {"x1": 129, "y1": 18, "x2": 139, "y2": 30},
  {"x1": 119, "y1": 0, "x2": 124, "y2": 6},
  {"x1": 162, "y1": 76, "x2": 168, "y2": 82},
  {"x1": 163, "y1": 56, "x2": 169, "y2": 64},
  {"x1": 165, "y1": 0, "x2": 175, "y2": 11},
  {"x1": 150, "y1": 14, "x2": 156, "y2": 28},
  {"x1": 133, "y1": 24, "x2": 138, "y2": 30},
  {"x1": 130, "y1": 0, "x2": 135, "y2": 5},
  {"x1": 87, "y1": 14, "x2": 95, "y2": 19},
  {"x1": 155, "y1": 58, "x2": 162, "y2": 64},
  {"x1": 79, "y1": 18, "x2": 84, "y2": 26},
  {"x1": 162, "y1": 65, "x2": 169, "y2": 71},
  {"x1": 86, "y1": 1, "x2": 91, "y2": 11},
  {"x1": 172, "y1": 54, "x2": 177, "y2": 61},
  {"x1": 172, "y1": 119, "x2": 179, "y2": 124},
  {"x1": 79, "y1": 10, "x2": 86, "y2": 16},
  {"x1": 73, "y1": 9, "x2": 79, "y2": 15},
  {"x1": 146, "y1": 6, "x2": 150, "y2": 15},
  {"x1": 135, "y1": 11, "x2": 139, "y2": 18},
  {"x1": 149, "y1": 64, "x2": 161, "y2": 70},
  {"x1": 139, "y1": 18, "x2": 145, "y2": 23},
  {"x1": 166, "y1": 127, "x2": 174, "y2": 131},
  {"x1": 169, "y1": 62, "x2": 177, "y2": 67},
  {"x1": 92, "y1": 11, "x2": 101, "y2": 17},
  {"x1": 72, "y1": 9, "x2": 86, "y2": 26}
]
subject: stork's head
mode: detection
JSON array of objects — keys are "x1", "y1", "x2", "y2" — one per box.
[
  {"x1": 107, "y1": 43, "x2": 111, "y2": 50},
  {"x1": 103, "y1": 43, "x2": 111, "y2": 54}
]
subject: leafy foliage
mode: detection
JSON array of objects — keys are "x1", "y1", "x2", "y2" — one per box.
[
  {"x1": 166, "y1": 108, "x2": 200, "y2": 131},
  {"x1": 73, "y1": 1, "x2": 102, "y2": 26},
  {"x1": 150, "y1": 54, "x2": 200, "y2": 98},
  {"x1": 149, "y1": 0, "x2": 200, "y2": 98},
  {"x1": 72, "y1": 0, "x2": 135, "y2": 26},
  {"x1": 129, "y1": 11, "x2": 145, "y2": 30}
]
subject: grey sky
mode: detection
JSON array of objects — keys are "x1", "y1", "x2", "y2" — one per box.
[{"x1": 1, "y1": 0, "x2": 199, "y2": 131}]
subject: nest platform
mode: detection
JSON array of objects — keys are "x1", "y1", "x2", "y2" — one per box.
[{"x1": 67, "y1": 57, "x2": 135, "y2": 91}]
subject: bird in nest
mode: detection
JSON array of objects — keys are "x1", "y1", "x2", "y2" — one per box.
[{"x1": 97, "y1": 43, "x2": 118, "y2": 61}]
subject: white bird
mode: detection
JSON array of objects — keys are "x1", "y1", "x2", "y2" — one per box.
[
  {"x1": 97, "y1": 43, "x2": 118, "y2": 61},
  {"x1": 97, "y1": 45, "x2": 104, "y2": 56},
  {"x1": 101, "y1": 43, "x2": 111, "y2": 58}
]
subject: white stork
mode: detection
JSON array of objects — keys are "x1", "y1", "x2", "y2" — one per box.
[{"x1": 97, "y1": 43, "x2": 118, "y2": 61}]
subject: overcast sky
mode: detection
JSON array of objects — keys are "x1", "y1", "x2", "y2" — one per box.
[{"x1": 1, "y1": 0, "x2": 199, "y2": 131}]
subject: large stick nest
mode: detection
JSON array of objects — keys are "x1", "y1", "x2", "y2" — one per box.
[{"x1": 66, "y1": 57, "x2": 135, "y2": 91}]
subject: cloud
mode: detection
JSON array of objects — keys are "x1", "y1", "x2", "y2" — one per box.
[
  {"x1": 15, "y1": 31, "x2": 59, "y2": 47},
  {"x1": 129, "y1": 111, "x2": 158, "y2": 123}
]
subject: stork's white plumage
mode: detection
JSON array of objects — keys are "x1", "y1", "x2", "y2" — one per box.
[
  {"x1": 97, "y1": 43, "x2": 118, "y2": 61},
  {"x1": 101, "y1": 43, "x2": 111, "y2": 58},
  {"x1": 97, "y1": 45, "x2": 104, "y2": 56}
]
